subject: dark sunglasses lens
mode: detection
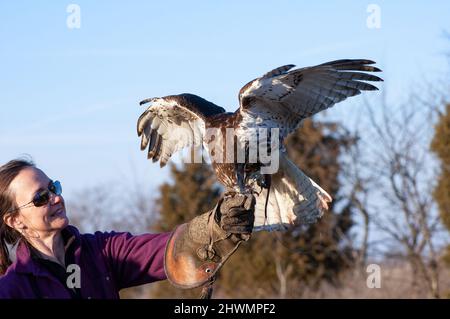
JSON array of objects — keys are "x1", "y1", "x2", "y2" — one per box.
[
  {"x1": 52, "y1": 181, "x2": 62, "y2": 195},
  {"x1": 33, "y1": 191, "x2": 50, "y2": 207},
  {"x1": 49, "y1": 181, "x2": 62, "y2": 196},
  {"x1": 31, "y1": 181, "x2": 62, "y2": 207}
]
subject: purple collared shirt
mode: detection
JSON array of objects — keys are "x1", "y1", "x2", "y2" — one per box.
[{"x1": 0, "y1": 225, "x2": 171, "y2": 299}]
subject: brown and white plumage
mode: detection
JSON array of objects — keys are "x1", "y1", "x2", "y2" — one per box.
[
  {"x1": 137, "y1": 59, "x2": 382, "y2": 231},
  {"x1": 137, "y1": 94, "x2": 225, "y2": 167},
  {"x1": 237, "y1": 59, "x2": 381, "y2": 141}
]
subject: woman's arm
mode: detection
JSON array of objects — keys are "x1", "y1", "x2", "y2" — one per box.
[
  {"x1": 96, "y1": 230, "x2": 171, "y2": 290},
  {"x1": 97, "y1": 193, "x2": 255, "y2": 291}
]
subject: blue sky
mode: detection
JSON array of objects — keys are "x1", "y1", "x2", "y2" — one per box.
[{"x1": 0, "y1": 1, "x2": 449, "y2": 200}]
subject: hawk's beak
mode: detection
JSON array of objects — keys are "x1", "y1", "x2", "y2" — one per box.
[{"x1": 139, "y1": 97, "x2": 158, "y2": 106}]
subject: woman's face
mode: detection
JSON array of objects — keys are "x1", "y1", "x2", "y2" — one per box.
[{"x1": 8, "y1": 167, "x2": 68, "y2": 236}]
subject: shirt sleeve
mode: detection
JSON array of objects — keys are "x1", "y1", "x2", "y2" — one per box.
[{"x1": 95, "y1": 230, "x2": 172, "y2": 290}]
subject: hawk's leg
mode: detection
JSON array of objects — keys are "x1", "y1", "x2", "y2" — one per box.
[{"x1": 235, "y1": 163, "x2": 246, "y2": 193}]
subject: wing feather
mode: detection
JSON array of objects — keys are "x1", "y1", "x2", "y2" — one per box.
[
  {"x1": 137, "y1": 93, "x2": 226, "y2": 167},
  {"x1": 237, "y1": 59, "x2": 382, "y2": 140}
]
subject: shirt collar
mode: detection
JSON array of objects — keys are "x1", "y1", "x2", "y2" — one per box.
[{"x1": 10, "y1": 225, "x2": 81, "y2": 275}]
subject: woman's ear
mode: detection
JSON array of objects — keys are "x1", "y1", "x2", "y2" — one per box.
[{"x1": 3, "y1": 213, "x2": 24, "y2": 231}]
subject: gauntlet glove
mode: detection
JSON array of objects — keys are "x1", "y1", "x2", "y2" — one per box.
[{"x1": 164, "y1": 193, "x2": 255, "y2": 289}]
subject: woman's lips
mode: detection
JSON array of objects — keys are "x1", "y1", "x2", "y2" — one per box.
[{"x1": 50, "y1": 208, "x2": 64, "y2": 218}]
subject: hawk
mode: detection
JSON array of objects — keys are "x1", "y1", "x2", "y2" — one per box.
[{"x1": 137, "y1": 59, "x2": 382, "y2": 231}]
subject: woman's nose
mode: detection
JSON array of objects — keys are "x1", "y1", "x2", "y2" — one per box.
[{"x1": 49, "y1": 192, "x2": 63, "y2": 205}]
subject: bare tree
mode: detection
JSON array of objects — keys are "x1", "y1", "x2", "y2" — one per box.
[
  {"x1": 341, "y1": 135, "x2": 372, "y2": 269},
  {"x1": 67, "y1": 182, "x2": 124, "y2": 233},
  {"x1": 344, "y1": 95, "x2": 444, "y2": 298},
  {"x1": 67, "y1": 169, "x2": 159, "y2": 235}
]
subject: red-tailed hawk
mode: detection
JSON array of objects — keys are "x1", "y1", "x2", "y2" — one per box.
[{"x1": 137, "y1": 59, "x2": 382, "y2": 231}]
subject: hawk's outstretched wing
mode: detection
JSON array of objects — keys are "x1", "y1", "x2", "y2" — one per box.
[
  {"x1": 237, "y1": 59, "x2": 382, "y2": 140},
  {"x1": 137, "y1": 93, "x2": 226, "y2": 167}
]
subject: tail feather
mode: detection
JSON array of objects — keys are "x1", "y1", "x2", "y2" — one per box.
[{"x1": 253, "y1": 151, "x2": 332, "y2": 231}]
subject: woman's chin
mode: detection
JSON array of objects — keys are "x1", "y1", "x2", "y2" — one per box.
[{"x1": 51, "y1": 215, "x2": 69, "y2": 229}]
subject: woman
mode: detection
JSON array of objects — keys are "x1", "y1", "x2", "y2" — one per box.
[{"x1": 0, "y1": 159, "x2": 255, "y2": 298}]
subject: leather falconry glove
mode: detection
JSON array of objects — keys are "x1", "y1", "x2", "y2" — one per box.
[{"x1": 164, "y1": 193, "x2": 256, "y2": 289}]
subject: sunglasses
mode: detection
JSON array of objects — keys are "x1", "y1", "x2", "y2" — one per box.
[{"x1": 12, "y1": 180, "x2": 62, "y2": 211}]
